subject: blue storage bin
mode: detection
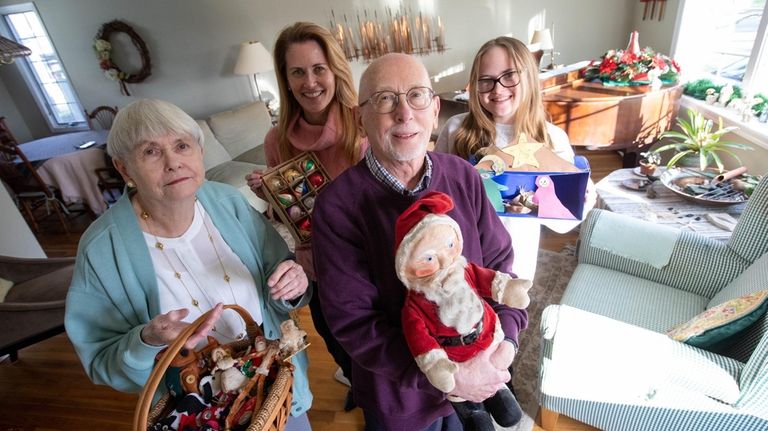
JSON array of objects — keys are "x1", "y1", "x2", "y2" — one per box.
[{"x1": 491, "y1": 156, "x2": 590, "y2": 220}]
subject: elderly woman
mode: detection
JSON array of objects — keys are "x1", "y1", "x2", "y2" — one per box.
[{"x1": 64, "y1": 99, "x2": 313, "y2": 430}]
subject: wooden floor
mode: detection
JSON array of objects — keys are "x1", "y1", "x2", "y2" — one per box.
[{"x1": 0, "y1": 149, "x2": 619, "y2": 431}]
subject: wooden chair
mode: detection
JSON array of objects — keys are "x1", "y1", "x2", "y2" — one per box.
[
  {"x1": 94, "y1": 152, "x2": 125, "y2": 205},
  {"x1": 0, "y1": 116, "x2": 20, "y2": 150},
  {"x1": 84, "y1": 106, "x2": 118, "y2": 130},
  {"x1": 0, "y1": 141, "x2": 71, "y2": 234}
]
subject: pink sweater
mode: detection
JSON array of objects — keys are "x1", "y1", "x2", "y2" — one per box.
[{"x1": 263, "y1": 103, "x2": 368, "y2": 279}]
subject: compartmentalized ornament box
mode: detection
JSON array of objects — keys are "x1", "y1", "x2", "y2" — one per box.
[{"x1": 260, "y1": 152, "x2": 330, "y2": 243}]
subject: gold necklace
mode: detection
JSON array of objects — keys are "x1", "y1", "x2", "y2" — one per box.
[{"x1": 141, "y1": 199, "x2": 244, "y2": 340}]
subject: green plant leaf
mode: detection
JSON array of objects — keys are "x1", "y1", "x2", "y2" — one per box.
[
  {"x1": 710, "y1": 152, "x2": 725, "y2": 172},
  {"x1": 667, "y1": 149, "x2": 694, "y2": 167}
]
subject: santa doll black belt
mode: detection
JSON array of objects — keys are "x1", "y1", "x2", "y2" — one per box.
[{"x1": 437, "y1": 318, "x2": 484, "y2": 347}]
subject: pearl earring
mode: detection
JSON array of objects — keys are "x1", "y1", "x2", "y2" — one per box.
[{"x1": 126, "y1": 181, "x2": 136, "y2": 188}]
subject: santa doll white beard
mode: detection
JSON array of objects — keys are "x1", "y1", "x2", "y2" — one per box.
[{"x1": 409, "y1": 255, "x2": 485, "y2": 335}]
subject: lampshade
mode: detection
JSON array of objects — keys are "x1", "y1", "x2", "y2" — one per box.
[
  {"x1": 0, "y1": 35, "x2": 32, "y2": 64},
  {"x1": 531, "y1": 29, "x2": 554, "y2": 51},
  {"x1": 234, "y1": 41, "x2": 273, "y2": 75}
]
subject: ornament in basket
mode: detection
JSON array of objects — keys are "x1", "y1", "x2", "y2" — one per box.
[{"x1": 133, "y1": 305, "x2": 308, "y2": 431}]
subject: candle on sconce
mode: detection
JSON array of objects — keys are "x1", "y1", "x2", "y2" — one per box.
[
  {"x1": 327, "y1": 6, "x2": 446, "y2": 60},
  {"x1": 437, "y1": 16, "x2": 445, "y2": 50}
]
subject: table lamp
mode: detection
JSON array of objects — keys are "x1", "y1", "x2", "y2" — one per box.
[
  {"x1": 234, "y1": 41, "x2": 273, "y2": 101},
  {"x1": 531, "y1": 29, "x2": 556, "y2": 70}
]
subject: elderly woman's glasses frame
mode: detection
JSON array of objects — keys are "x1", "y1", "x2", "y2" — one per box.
[
  {"x1": 360, "y1": 87, "x2": 436, "y2": 114},
  {"x1": 476, "y1": 70, "x2": 523, "y2": 93}
]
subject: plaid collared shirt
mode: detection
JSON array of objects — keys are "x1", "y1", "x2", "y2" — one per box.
[{"x1": 364, "y1": 148, "x2": 432, "y2": 196}]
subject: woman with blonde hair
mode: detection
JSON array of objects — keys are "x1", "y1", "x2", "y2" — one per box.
[
  {"x1": 435, "y1": 36, "x2": 593, "y2": 280},
  {"x1": 246, "y1": 21, "x2": 368, "y2": 410}
]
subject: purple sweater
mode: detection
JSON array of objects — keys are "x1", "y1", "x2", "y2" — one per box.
[{"x1": 312, "y1": 151, "x2": 527, "y2": 431}]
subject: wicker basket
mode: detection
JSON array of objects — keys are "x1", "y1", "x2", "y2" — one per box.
[{"x1": 133, "y1": 305, "x2": 294, "y2": 431}]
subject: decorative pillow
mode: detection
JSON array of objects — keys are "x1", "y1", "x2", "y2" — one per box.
[
  {"x1": 0, "y1": 277, "x2": 14, "y2": 302},
  {"x1": 667, "y1": 290, "x2": 768, "y2": 348},
  {"x1": 197, "y1": 120, "x2": 231, "y2": 171}
]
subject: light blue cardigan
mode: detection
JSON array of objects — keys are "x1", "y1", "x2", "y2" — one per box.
[{"x1": 64, "y1": 181, "x2": 313, "y2": 416}]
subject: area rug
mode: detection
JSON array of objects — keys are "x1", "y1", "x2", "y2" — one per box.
[{"x1": 512, "y1": 248, "x2": 578, "y2": 419}]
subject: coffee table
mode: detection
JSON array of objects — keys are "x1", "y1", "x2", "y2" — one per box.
[{"x1": 595, "y1": 168, "x2": 746, "y2": 241}]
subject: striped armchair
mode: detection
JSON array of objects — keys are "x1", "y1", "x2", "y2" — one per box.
[{"x1": 538, "y1": 175, "x2": 768, "y2": 431}]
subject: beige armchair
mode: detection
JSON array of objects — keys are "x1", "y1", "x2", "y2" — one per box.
[{"x1": 0, "y1": 255, "x2": 75, "y2": 362}]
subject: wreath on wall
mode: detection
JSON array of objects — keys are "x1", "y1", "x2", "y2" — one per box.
[{"x1": 93, "y1": 20, "x2": 151, "y2": 96}]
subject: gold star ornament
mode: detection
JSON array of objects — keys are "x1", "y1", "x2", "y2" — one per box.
[{"x1": 501, "y1": 133, "x2": 543, "y2": 168}]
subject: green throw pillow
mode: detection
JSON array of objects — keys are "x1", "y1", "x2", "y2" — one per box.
[{"x1": 667, "y1": 290, "x2": 768, "y2": 348}]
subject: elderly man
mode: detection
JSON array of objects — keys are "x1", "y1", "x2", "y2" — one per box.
[{"x1": 312, "y1": 53, "x2": 527, "y2": 431}]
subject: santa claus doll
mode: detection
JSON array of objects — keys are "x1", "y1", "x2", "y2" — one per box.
[{"x1": 394, "y1": 191, "x2": 532, "y2": 431}]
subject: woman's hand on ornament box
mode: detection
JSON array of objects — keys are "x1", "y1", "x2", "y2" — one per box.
[{"x1": 246, "y1": 170, "x2": 267, "y2": 199}]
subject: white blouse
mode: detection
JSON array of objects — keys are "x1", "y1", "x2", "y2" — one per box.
[
  {"x1": 143, "y1": 203, "x2": 263, "y2": 343},
  {"x1": 434, "y1": 113, "x2": 593, "y2": 280}
]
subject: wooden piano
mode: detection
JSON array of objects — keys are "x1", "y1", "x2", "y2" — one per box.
[{"x1": 541, "y1": 67, "x2": 682, "y2": 167}]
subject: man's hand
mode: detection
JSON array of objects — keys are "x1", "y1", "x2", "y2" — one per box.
[
  {"x1": 140, "y1": 303, "x2": 224, "y2": 349},
  {"x1": 449, "y1": 346, "x2": 510, "y2": 402},
  {"x1": 489, "y1": 340, "x2": 517, "y2": 370}
]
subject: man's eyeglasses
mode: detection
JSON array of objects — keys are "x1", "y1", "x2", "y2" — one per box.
[
  {"x1": 476, "y1": 70, "x2": 522, "y2": 93},
  {"x1": 360, "y1": 87, "x2": 436, "y2": 114}
]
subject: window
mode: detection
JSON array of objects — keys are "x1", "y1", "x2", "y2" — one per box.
[
  {"x1": 1, "y1": 4, "x2": 85, "y2": 131},
  {"x1": 673, "y1": 0, "x2": 768, "y2": 94}
]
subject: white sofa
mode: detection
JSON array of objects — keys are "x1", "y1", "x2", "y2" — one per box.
[
  {"x1": 197, "y1": 101, "x2": 270, "y2": 211},
  {"x1": 197, "y1": 101, "x2": 270, "y2": 188}
]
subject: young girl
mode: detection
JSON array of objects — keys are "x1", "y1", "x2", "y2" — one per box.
[
  {"x1": 435, "y1": 36, "x2": 594, "y2": 279},
  {"x1": 246, "y1": 22, "x2": 368, "y2": 409}
]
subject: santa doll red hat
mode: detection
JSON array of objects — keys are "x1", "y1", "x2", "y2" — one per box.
[{"x1": 393, "y1": 191, "x2": 463, "y2": 284}]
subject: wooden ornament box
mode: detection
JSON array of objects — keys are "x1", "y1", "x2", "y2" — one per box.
[{"x1": 260, "y1": 152, "x2": 330, "y2": 243}]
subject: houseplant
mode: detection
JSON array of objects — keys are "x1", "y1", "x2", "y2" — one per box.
[
  {"x1": 638, "y1": 150, "x2": 661, "y2": 176},
  {"x1": 652, "y1": 109, "x2": 752, "y2": 172}
]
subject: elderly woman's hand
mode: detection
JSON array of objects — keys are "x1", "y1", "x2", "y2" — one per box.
[
  {"x1": 267, "y1": 260, "x2": 308, "y2": 301},
  {"x1": 140, "y1": 303, "x2": 224, "y2": 349}
]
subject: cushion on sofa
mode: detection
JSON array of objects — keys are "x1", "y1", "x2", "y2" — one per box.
[
  {"x1": 0, "y1": 277, "x2": 13, "y2": 302},
  {"x1": 207, "y1": 102, "x2": 271, "y2": 161},
  {"x1": 667, "y1": 290, "x2": 768, "y2": 348},
  {"x1": 561, "y1": 264, "x2": 709, "y2": 333},
  {"x1": 206, "y1": 160, "x2": 265, "y2": 190},
  {"x1": 234, "y1": 146, "x2": 267, "y2": 166},
  {"x1": 708, "y1": 253, "x2": 768, "y2": 307},
  {"x1": 541, "y1": 304, "x2": 743, "y2": 406},
  {"x1": 198, "y1": 120, "x2": 232, "y2": 171},
  {"x1": 5, "y1": 265, "x2": 74, "y2": 303}
]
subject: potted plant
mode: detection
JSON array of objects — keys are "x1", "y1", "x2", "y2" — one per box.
[
  {"x1": 638, "y1": 150, "x2": 661, "y2": 175},
  {"x1": 652, "y1": 109, "x2": 752, "y2": 172}
]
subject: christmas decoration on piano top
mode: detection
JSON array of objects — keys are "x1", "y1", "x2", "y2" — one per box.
[{"x1": 583, "y1": 31, "x2": 679, "y2": 87}]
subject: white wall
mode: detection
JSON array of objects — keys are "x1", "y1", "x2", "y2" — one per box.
[
  {"x1": 0, "y1": 74, "x2": 32, "y2": 142},
  {"x1": 0, "y1": 184, "x2": 45, "y2": 258},
  {"x1": 630, "y1": 0, "x2": 680, "y2": 54},
  {"x1": 1, "y1": 0, "x2": 640, "y2": 137}
]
